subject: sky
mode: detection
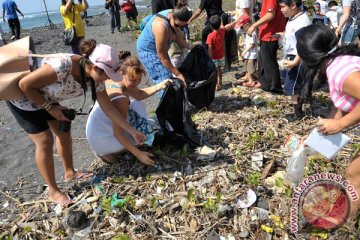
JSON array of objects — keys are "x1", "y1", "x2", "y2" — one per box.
[{"x1": 13, "y1": 0, "x2": 102, "y2": 14}]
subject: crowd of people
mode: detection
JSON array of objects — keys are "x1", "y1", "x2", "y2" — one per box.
[{"x1": 0, "y1": 0, "x2": 359, "y2": 219}]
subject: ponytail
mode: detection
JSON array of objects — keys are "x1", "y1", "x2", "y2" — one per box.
[{"x1": 80, "y1": 39, "x2": 97, "y2": 58}]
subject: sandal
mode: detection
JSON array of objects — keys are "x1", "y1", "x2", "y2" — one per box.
[
  {"x1": 53, "y1": 195, "x2": 74, "y2": 208},
  {"x1": 64, "y1": 170, "x2": 94, "y2": 183}
]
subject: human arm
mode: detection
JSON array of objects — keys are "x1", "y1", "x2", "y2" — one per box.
[
  {"x1": 96, "y1": 90, "x2": 147, "y2": 144},
  {"x1": 317, "y1": 71, "x2": 360, "y2": 134},
  {"x1": 127, "y1": 79, "x2": 172, "y2": 100},
  {"x1": 241, "y1": 43, "x2": 255, "y2": 57},
  {"x1": 18, "y1": 64, "x2": 71, "y2": 121},
  {"x1": 14, "y1": 4, "x2": 24, "y2": 17},
  {"x1": 111, "y1": 96, "x2": 155, "y2": 165},
  {"x1": 174, "y1": 28, "x2": 190, "y2": 49},
  {"x1": 81, "y1": 0, "x2": 89, "y2": 10},
  {"x1": 188, "y1": 8, "x2": 203, "y2": 25},
  {"x1": 64, "y1": 0, "x2": 74, "y2": 13},
  {"x1": 336, "y1": 6, "x2": 351, "y2": 36},
  {"x1": 283, "y1": 55, "x2": 301, "y2": 69},
  {"x1": 224, "y1": 21, "x2": 237, "y2": 31},
  {"x1": 247, "y1": 11, "x2": 275, "y2": 36},
  {"x1": 153, "y1": 21, "x2": 187, "y2": 85},
  {"x1": 2, "y1": 9, "x2": 5, "y2": 22}
]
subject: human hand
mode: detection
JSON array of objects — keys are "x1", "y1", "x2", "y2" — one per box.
[
  {"x1": 283, "y1": 60, "x2": 296, "y2": 69},
  {"x1": 335, "y1": 28, "x2": 341, "y2": 37},
  {"x1": 137, "y1": 151, "x2": 156, "y2": 166},
  {"x1": 247, "y1": 25, "x2": 255, "y2": 37},
  {"x1": 47, "y1": 105, "x2": 72, "y2": 121},
  {"x1": 241, "y1": 52, "x2": 246, "y2": 58},
  {"x1": 316, "y1": 117, "x2": 344, "y2": 135},
  {"x1": 176, "y1": 73, "x2": 187, "y2": 88},
  {"x1": 130, "y1": 128, "x2": 147, "y2": 145},
  {"x1": 158, "y1": 79, "x2": 172, "y2": 91}
]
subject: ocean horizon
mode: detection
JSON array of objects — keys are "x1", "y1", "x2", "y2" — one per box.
[{"x1": 0, "y1": 2, "x2": 150, "y2": 33}]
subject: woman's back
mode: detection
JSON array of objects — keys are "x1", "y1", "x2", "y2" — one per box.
[{"x1": 136, "y1": 9, "x2": 172, "y2": 52}]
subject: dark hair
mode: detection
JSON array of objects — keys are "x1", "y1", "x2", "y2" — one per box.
[
  {"x1": 80, "y1": 39, "x2": 97, "y2": 58},
  {"x1": 61, "y1": 0, "x2": 74, "y2": 5},
  {"x1": 209, "y1": 15, "x2": 221, "y2": 30},
  {"x1": 172, "y1": 0, "x2": 192, "y2": 22},
  {"x1": 328, "y1": 0, "x2": 338, "y2": 7},
  {"x1": 296, "y1": 24, "x2": 360, "y2": 103},
  {"x1": 118, "y1": 51, "x2": 131, "y2": 60},
  {"x1": 279, "y1": 0, "x2": 302, "y2": 7}
]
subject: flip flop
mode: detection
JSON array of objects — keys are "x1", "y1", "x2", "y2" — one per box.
[{"x1": 64, "y1": 171, "x2": 94, "y2": 183}]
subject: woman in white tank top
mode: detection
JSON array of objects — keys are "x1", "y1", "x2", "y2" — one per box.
[{"x1": 86, "y1": 54, "x2": 171, "y2": 165}]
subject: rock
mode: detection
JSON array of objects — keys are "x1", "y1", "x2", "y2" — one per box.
[
  {"x1": 251, "y1": 152, "x2": 264, "y2": 171},
  {"x1": 217, "y1": 204, "x2": 232, "y2": 218},
  {"x1": 256, "y1": 197, "x2": 269, "y2": 210},
  {"x1": 207, "y1": 230, "x2": 221, "y2": 240},
  {"x1": 65, "y1": 211, "x2": 88, "y2": 230},
  {"x1": 239, "y1": 230, "x2": 249, "y2": 238}
]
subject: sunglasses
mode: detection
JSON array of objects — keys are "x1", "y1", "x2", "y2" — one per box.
[
  {"x1": 95, "y1": 60, "x2": 120, "y2": 72},
  {"x1": 174, "y1": 21, "x2": 187, "y2": 28}
]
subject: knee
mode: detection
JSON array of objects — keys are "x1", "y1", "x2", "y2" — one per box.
[{"x1": 34, "y1": 132, "x2": 54, "y2": 150}]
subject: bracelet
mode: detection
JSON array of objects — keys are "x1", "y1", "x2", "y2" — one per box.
[{"x1": 41, "y1": 101, "x2": 52, "y2": 111}]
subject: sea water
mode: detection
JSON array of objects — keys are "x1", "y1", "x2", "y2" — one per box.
[{"x1": 0, "y1": 2, "x2": 150, "y2": 33}]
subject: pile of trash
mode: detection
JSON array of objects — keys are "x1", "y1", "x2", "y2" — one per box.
[{"x1": 0, "y1": 82, "x2": 359, "y2": 240}]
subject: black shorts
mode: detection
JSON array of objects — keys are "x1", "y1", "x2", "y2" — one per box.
[
  {"x1": 126, "y1": 8, "x2": 138, "y2": 21},
  {"x1": 6, "y1": 101, "x2": 56, "y2": 134}
]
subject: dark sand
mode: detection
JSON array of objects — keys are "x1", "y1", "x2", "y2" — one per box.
[{"x1": 0, "y1": 13, "x2": 163, "y2": 193}]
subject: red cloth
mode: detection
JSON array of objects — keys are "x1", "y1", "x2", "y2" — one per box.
[
  {"x1": 206, "y1": 28, "x2": 225, "y2": 60},
  {"x1": 258, "y1": 0, "x2": 286, "y2": 41},
  {"x1": 120, "y1": 1, "x2": 134, "y2": 13}
]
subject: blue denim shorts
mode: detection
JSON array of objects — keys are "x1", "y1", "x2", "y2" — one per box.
[{"x1": 212, "y1": 57, "x2": 225, "y2": 67}]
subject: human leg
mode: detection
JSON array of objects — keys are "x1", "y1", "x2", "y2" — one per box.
[
  {"x1": 115, "y1": 9, "x2": 121, "y2": 31},
  {"x1": 260, "y1": 41, "x2": 282, "y2": 92},
  {"x1": 110, "y1": 9, "x2": 115, "y2": 33},
  {"x1": 7, "y1": 18, "x2": 16, "y2": 39},
  {"x1": 13, "y1": 18, "x2": 21, "y2": 39}
]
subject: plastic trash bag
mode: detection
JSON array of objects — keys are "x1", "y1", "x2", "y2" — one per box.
[
  {"x1": 154, "y1": 78, "x2": 202, "y2": 147},
  {"x1": 285, "y1": 144, "x2": 308, "y2": 185},
  {"x1": 178, "y1": 45, "x2": 217, "y2": 109}
]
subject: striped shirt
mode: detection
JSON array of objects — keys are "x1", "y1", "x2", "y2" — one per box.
[{"x1": 326, "y1": 55, "x2": 360, "y2": 112}]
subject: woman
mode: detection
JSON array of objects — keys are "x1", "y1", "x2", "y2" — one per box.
[
  {"x1": 86, "y1": 52, "x2": 171, "y2": 164},
  {"x1": 336, "y1": 0, "x2": 359, "y2": 45},
  {"x1": 60, "y1": 0, "x2": 88, "y2": 54},
  {"x1": 6, "y1": 39, "x2": 146, "y2": 205},
  {"x1": 136, "y1": 1, "x2": 191, "y2": 95},
  {"x1": 296, "y1": 24, "x2": 360, "y2": 212}
]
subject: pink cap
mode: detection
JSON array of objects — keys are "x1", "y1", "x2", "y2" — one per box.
[
  {"x1": 236, "y1": 14, "x2": 251, "y2": 27},
  {"x1": 89, "y1": 44, "x2": 122, "y2": 82}
]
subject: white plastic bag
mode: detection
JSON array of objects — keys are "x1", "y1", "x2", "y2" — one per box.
[{"x1": 285, "y1": 144, "x2": 308, "y2": 185}]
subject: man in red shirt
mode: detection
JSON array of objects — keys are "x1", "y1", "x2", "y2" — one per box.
[{"x1": 247, "y1": 0, "x2": 286, "y2": 93}]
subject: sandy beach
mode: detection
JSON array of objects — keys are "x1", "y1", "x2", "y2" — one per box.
[{"x1": 0, "y1": 12, "x2": 160, "y2": 192}]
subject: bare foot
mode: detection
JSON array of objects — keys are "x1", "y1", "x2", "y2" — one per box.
[
  {"x1": 64, "y1": 170, "x2": 94, "y2": 182},
  {"x1": 49, "y1": 190, "x2": 71, "y2": 206}
]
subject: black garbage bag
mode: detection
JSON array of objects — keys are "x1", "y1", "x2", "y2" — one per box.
[
  {"x1": 154, "y1": 78, "x2": 202, "y2": 147},
  {"x1": 178, "y1": 45, "x2": 217, "y2": 109}
]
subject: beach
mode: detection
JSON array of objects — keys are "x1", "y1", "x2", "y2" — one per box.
[{"x1": 0, "y1": 13, "x2": 159, "y2": 193}]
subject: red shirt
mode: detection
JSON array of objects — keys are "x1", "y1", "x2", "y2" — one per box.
[
  {"x1": 259, "y1": 0, "x2": 286, "y2": 41},
  {"x1": 206, "y1": 28, "x2": 225, "y2": 60}
]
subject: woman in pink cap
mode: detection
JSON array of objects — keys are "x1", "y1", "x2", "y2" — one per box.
[{"x1": 5, "y1": 39, "x2": 146, "y2": 206}]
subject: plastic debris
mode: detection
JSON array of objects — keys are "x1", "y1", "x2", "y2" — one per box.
[
  {"x1": 236, "y1": 189, "x2": 257, "y2": 209},
  {"x1": 111, "y1": 193, "x2": 126, "y2": 207},
  {"x1": 261, "y1": 225, "x2": 273, "y2": 233},
  {"x1": 196, "y1": 145, "x2": 217, "y2": 161},
  {"x1": 251, "y1": 152, "x2": 264, "y2": 171},
  {"x1": 263, "y1": 171, "x2": 287, "y2": 194}
]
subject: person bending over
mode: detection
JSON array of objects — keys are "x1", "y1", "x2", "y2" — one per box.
[{"x1": 86, "y1": 53, "x2": 171, "y2": 165}]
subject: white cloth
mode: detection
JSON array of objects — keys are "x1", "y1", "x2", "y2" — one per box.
[
  {"x1": 342, "y1": 0, "x2": 353, "y2": 7},
  {"x1": 243, "y1": 31, "x2": 257, "y2": 59},
  {"x1": 86, "y1": 96, "x2": 147, "y2": 156},
  {"x1": 10, "y1": 54, "x2": 105, "y2": 111},
  {"x1": 235, "y1": 0, "x2": 253, "y2": 21},
  {"x1": 284, "y1": 12, "x2": 311, "y2": 56},
  {"x1": 314, "y1": 0, "x2": 328, "y2": 20},
  {"x1": 326, "y1": 7, "x2": 339, "y2": 28}
]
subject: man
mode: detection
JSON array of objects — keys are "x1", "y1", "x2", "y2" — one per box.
[
  {"x1": 188, "y1": 0, "x2": 223, "y2": 46},
  {"x1": 2, "y1": 0, "x2": 24, "y2": 40},
  {"x1": 106, "y1": 0, "x2": 121, "y2": 33},
  {"x1": 151, "y1": 0, "x2": 177, "y2": 14},
  {"x1": 247, "y1": 0, "x2": 286, "y2": 93}
]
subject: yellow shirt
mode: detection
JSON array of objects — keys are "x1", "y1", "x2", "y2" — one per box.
[{"x1": 60, "y1": 4, "x2": 86, "y2": 37}]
